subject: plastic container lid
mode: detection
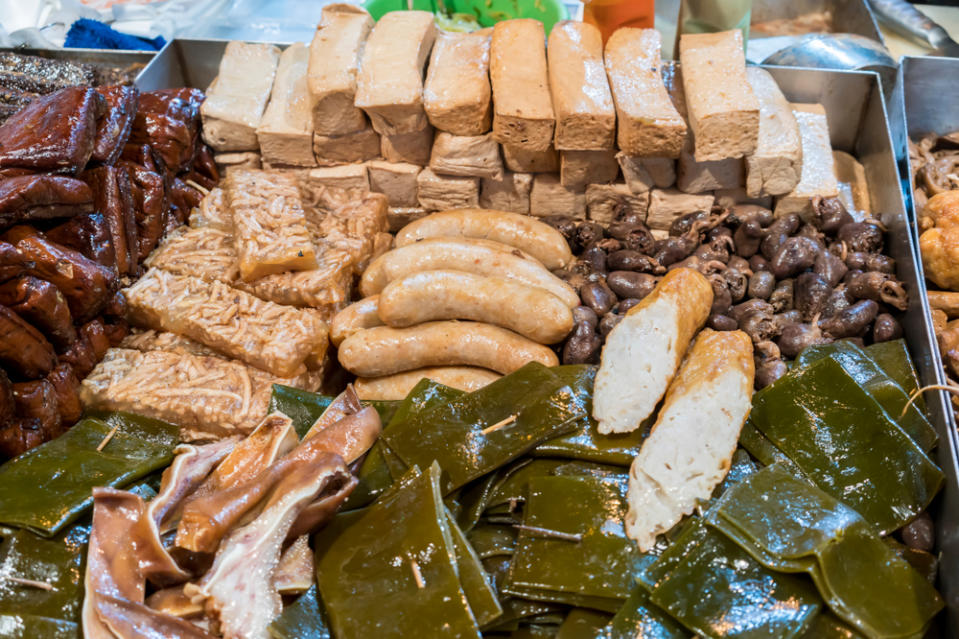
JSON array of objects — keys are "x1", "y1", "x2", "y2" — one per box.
[{"x1": 362, "y1": 0, "x2": 569, "y2": 34}]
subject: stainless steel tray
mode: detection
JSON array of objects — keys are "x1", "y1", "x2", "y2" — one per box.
[
  {"x1": 0, "y1": 46, "x2": 155, "y2": 82},
  {"x1": 136, "y1": 42, "x2": 959, "y2": 633},
  {"x1": 750, "y1": 0, "x2": 884, "y2": 43}
]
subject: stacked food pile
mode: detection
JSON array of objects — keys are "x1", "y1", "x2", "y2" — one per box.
[{"x1": 0, "y1": 82, "x2": 213, "y2": 457}]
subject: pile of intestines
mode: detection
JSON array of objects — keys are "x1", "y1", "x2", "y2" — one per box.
[
  {"x1": 0, "y1": 84, "x2": 215, "y2": 457},
  {"x1": 548, "y1": 197, "x2": 909, "y2": 389}
]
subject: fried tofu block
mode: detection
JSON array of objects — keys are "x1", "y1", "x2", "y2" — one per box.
[
  {"x1": 480, "y1": 171, "x2": 533, "y2": 214},
  {"x1": 80, "y1": 348, "x2": 286, "y2": 440},
  {"x1": 312, "y1": 124, "x2": 380, "y2": 166},
  {"x1": 677, "y1": 141, "x2": 744, "y2": 194},
  {"x1": 307, "y1": 4, "x2": 374, "y2": 136},
  {"x1": 429, "y1": 132, "x2": 504, "y2": 179},
  {"x1": 125, "y1": 268, "x2": 328, "y2": 377},
  {"x1": 744, "y1": 67, "x2": 802, "y2": 198},
  {"x1": 305, "y1": 165, "x2": 370, "y2": 192},
  {"x1": 586, "y1": 183, "x2": 649, "y2": 225},
  {"x1": 833, "y1": 150, "x2": 871, "y2": 216},
  {"x1": 548, "y1": 21, "x2": 615, "y2": 151},
  {"x1": 257, "y1": 43, "x2": 315, "y2": 168},
  {"x1": 417, "y1": 168, "x2": 479, "y2": 211},
  {"x1": 380, "y1": 124, "x2": 434, "y2": 166},
  {"x1": 237, "y1": 246, "x2": 353, "y2": 314},
  {"x1": 679, "y1": 30, "x2": 759, "y2": 161},
  {"x1": 646, "y1": 188, "x2": 714, "y2": 231},
  {"x1": 502, "y1": 144, "x2": 560, "y2": 174},
  {"x1": 490, "y1": 19, "x2": 555, "y2": 151},
  {"x1": 774, "y1": 104, "x2": 838, "y2": 218},
  {"x1": 355, "y1": 11, "x2": 436, "y2": 135},
  {"x1": 201, "y1": 42, "x2": 280, "y2": 152},
  {"x1": 605, "y1": 29, "x2": 686, "y2": 158},
  {"x1": 145, "y1": 225, "x2": 239, "y2": 284},
  {"x1": 530, "y1": 173, "x2": 586, "y2": 219},
  {"x1": 317, "y1": 193, "x2": 389, "y2": 275},
  {"x1": 368, "y1": 161, "x2": 421, "y2": 207},
  {"x1": 560, "y1": 150, "x2": 619, "y2": 190},
  {"x1": 387, "y1": 207, "x2": 429, "y2": 232},
  {"x1": 226, "y1": 169, "x2": 316, "y2": 282},
  {"x1": 424, "y1": 30, "x2": 492, "y2": 136}
]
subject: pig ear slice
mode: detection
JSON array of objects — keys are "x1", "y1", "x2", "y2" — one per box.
[
  {"x1": 302, "y1": 384, "x2": 364, "y2": 440},
  {"x1": 274, "y1": 535, "x2": 315, "y2": 595}
]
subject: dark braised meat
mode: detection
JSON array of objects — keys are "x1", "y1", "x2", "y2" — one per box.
[
  {"x1": 0, "y1": 87, "x2": 99, "y2": 174},
  {"x1": 91, "y1": 86, "x2": 139, "y2": 166},
  {"x1": 0, "y1": 240, "x2": 33, "y2": 283},
  {"x1": 0, "y1": 275, "x2": 76, "y2": 349},
  {"x1": 0, "y1": 304, "x2": 56, "y2": 379},
  {"x1": 0, "y1": 174, "x2": 93, "y2": 230},
  {"x1": 12, "y1": 378, "x2": 62, "y2": 439},
  {"x1": 3, "y1": 225, "x2": 115, "y2": 323},
  {"x1": 0, "y1": 368, "x2": 12, "y2": 424},
  {"x1": 122, "y1": 163, "x2": 168, "y2": 260},
  {"x1": 46, "y1": 211, "x2": 117, "y2": 271},
  {"x1": 46, "y1": 362, "x2": 82, "y2": 424},
  {"x1": 129, "y1": 89, "x2": 204, "y2": 174},
  {"x1": 0, "y1": 417, "x2": 45, "y2": 459},
  {"x1": 82, "y1": 166, "x2": 139, "y2": 275}
]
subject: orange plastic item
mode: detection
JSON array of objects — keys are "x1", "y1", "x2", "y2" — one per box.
[{"x1": 582, "y1": 0, "x2": 655, "y2": 43}]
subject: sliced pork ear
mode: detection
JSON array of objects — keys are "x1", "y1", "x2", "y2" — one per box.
[
  {"x1": 0, "y1": 87, "x2": 98, "y2": 174},
  {"x1": 291, "y1": 405, "x2": 381, "y2": 464},
  {"x1": 287, "y1": 473, "x2": 357, "y2": 539},
  {"x1": 95, "y1": 594, "x2": 216, "y2": 639},
  {"x1": 302, "y1": 384, "x2": 362, "y2": 440},
  {"x1": 274, "y1": 535, "x2": 314, "y2": 595},
  {"x1": 185, "y1": 453, "x2": 350, "y2": 639},
  {"x1": 146, "y1": 586, "x2": 205, "y2": 619},
  {"x1": 83, "y1": 487, "x2": 147, "y2": 639},
  {"x1": 92, "y1": 86, "x2": 139, "y2": 166}
]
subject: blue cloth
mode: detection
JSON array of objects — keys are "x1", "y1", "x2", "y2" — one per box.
[{"x1": 64, "y1": 18, "x2": 166, "y2": 51}]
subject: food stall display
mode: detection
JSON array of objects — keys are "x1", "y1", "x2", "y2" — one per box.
[{"x1": 0, "y1": 5, "x2": 952, "y2": 638}]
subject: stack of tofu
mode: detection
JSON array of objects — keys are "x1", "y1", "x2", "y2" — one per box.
[
  {"x1": 79, "y1": 170, "x2": 390, "y2": 441},
  {"x1": 198, "y1": 10, "x2": 859, "y2": 234}
]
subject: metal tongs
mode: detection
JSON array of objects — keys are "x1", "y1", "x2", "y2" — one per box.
[{"x1": 869, "y1": 0, "x2": 959, "y2": 58}]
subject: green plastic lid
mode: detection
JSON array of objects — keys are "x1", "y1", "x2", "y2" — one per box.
[{"x1": 362, "y1": 0, "x2": 569, "y2": 34}]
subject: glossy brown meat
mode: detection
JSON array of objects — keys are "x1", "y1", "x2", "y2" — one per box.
[
  {"x1": 0, "y1": 417, "x2": 44, "y2": 459},
  {"x1": 129, "y1": 89, "x2": 203, "y2": 174},
  {"x1": 193, "y1": 143, "x2": 219, "y2": 183},
  {"x1": 103, "y1": 290, "x2": 127, "y2": 319},
  {"x1": 122, "y1": 163, "x2": 168, "y2": 260},
  {"x1": 0, "y1": 87, "x2": 98, "y2": 174},
  {"x1": 3, "y1": 225, "x2": 115, "y2": 322},
  {"x1": 103, "y1": 318, "x2": 129, "y2": 346},
  {"x1": 120, "y1": 143, "x2": 159, "y2": 172},
  {"x1": 0, "y1": 275, "x2": 76, "y2": 349},
  {"x1": 12, "y1": 378, "x2": 61, "y2": 437},
  {"x1": 83, "y1": 166, "x2": 138, "y2": 275},
  {"x1": 46, "y1": 363, "x2": 82, "y2": 424},
  {"x1": 59, "y1": 330, "x2": 97, "y2": 378},
  {"x1": 0, "y1": 240, "x2": 32, "y2": 283},
  {"x1": 91, "y1": 86, "x2": 139, "y2": 166},
  {"x1": 0, "y1": 368, "x2": 13, "y2": 424},
  {"x1": 0, "y1": 304, "x2": 56, "y2": 378},
  {"x1": 0, "y1": 168, "x2": 34, "y2": 178},
  {"x1": 46, "y1": 211, "x2": 117, "y2": 270},
  {"x1": 0, "y1": 174, "x2": 93, "y2": 230},
  {"x1": 82, "y1": 317, "x2": 112, "y2": 362}
]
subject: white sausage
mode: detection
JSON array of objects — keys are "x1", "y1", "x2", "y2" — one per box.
[
  {"x1": 360, "y1": 237, "x2": 579, "y2": 307},
  {"x1": 354, "y1": 366, "x2": 502, "y2": 400},
  {"x1": 330, "y1": 296, "x2": 383, "y2": 347},
  {"x1": 338, "y1": 321, "x2": 559, "y2": 376},
  {"x1": 394, "y1": 209, "x2": 573, "y2": 269},
  {"x1": 378, "y1": 270, "x2": 573, "y2": 344}
]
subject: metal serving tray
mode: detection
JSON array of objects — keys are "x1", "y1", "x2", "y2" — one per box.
[
  {"x1": 0, "y1": 46, "x2": 155, "y2": 81},
  {"x1": 136, "y1": 42, "x2": 959, "y2": 633},
  {"x1": 750, "y1": 0, "x2": 884, "y2": 43}
]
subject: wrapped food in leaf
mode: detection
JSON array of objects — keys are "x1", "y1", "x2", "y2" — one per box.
[
  {"x1": 749, "y1": 356, "x2": 943, "y2": 534},
  {"x1": 865, "y1": 339, "x2": 924, "y2": 410},
  {"x1": 91, "y1": 85, "x2": 139, "y2": 166},
  {"x1": 445, "y1": 508, "x2": 503, "y2": 627},
  {"x1": 3, "y1": 224, "x2": 115, "y2": 323},
  {"x1": 0, "y1": 613, "x2": 77, "y2": 638},
  {"x1": 467, "y1": 524, "x2": 518, "y2": 560},
  {"x1": 598, "y1": 588, "x2": 686, "y2": 639},
  {"x1": 185, "y1": 452, "x2": 350, "y2": 639},
  {"x1": 0, "y1": 87, "x2": 98, "y2": 174},
  {"x1": 554, "y1": 608, "x2": 613, "y2": 638},
  {"x1": 0, "y1": 174, "x2": 93, "y2": 231},
  {"x1": 225, "y1": 169, "x2": 317, "y2": 282},
  {"x1": 638, "y1": 518, "x2": 822, "y2": 638},
  {"x1": 0, "y1": 412, "x2": 177, "y2": 536},
  {"x1": 383, "y1": 362, "x2": 585, "y2": 493},
  {"x1": 268, "y1": 585, "x2": 331, "y2": 639},
  {"x1": 125, "y1": 268, "x2": 328, "y2": 378},
  {"x1": 79, "y1": 348, "x2": 286, "y2": 441},
  {"x1": 317, "y1": 464, "x2": 483, "y2": 639},
  {"x1": 707, "y1": 464, "x2": 943, "y2": 638},
  {"x1": 794, "y1": 340, "x2": 936, "y2": 451},
  {"x1": 505, "y1": 474, "x2": 640, "y2": 606}
]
